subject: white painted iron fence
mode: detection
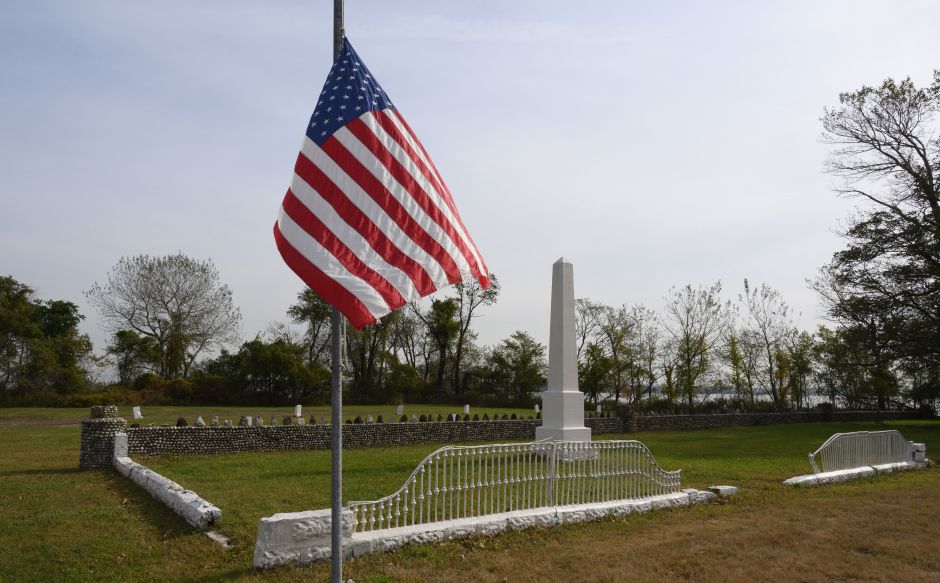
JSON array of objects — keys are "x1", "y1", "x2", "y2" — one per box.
[
  {"x1": 346, "y1": 440, "x2": 681, "y2": 533},
  {"x1": 808, "y1": 430, "x2": 912, "y2": 474}
]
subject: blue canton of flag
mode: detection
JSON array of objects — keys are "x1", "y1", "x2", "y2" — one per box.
[{"x1": 307, "y1": 41, "x2": 394, "y2": 145}]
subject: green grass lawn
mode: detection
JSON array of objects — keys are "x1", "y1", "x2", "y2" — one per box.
[{"x1": 1, "y1": 410, "x2": 938, "y2": 582}]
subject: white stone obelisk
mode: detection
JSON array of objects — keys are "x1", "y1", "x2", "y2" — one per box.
[{"x1": 536, "y1": 258, "x2": 591, "y2": 442}]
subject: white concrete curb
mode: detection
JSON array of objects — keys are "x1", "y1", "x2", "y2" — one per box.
[
  {"x1": 254, "y1": 489, "x2": 718, "y2": 569},
  {"x1": 113, "y1": 432, "x2": 221, "y2": 529},
  {"x1": 783, "y1": 461, "x2": 926, "y2": 487}
]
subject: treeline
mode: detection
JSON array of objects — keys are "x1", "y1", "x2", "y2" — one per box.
[{"x1": 2, "y1": 261, "x2": 934, "y2": 412}]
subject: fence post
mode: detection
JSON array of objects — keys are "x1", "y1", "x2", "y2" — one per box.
[{"x1": 547, "y1": 441, "x2": 557, "y2": 507}]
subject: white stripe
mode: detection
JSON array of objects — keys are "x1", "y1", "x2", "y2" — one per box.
[
  {"x1": 381, "y1": 110, "x2": 444, "y2": 190},
  {"x1": 358, "y1": 113, "x2": 486, "y2": 277},
  {"x1": 288, "y1": 174, "x2": 421, "y2": 302},
  {"x1": 381, "y1": 110, "x2": 487, "y2": 276},
  {"x1": 333, "y1": 124, "x2": 476, "y2": 281},
  {"x1": 299, "y1": 137, "x2": 451, "y2": 289},
  {"x1": 277, "y1": 210, "x2": 391, "y2": 318}
]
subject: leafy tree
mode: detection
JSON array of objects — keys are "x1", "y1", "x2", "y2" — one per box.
[
  {"x1": 0, "y1": 276, "x2": 92, "y2": 396},
  {"x1": 86, "y1": 254, "x2": 241, "y2": 379},
  {"x1": 578, "y1": 342, "x2": 610, "y2": 405},
  {"x1": 595, "y1": 305, "x2": 635, "y2": 404},
  {"x1": 483, "y1": 331, "x2": 546, "y2": 404},
  {"x1": 412, "y1": 299, "x2": 459, "y2": 396},
  {"x1": 106, "y1": 330, "x2": 160, "y2": 385},
  {"x1": 814, "y1": 71, "x2": 940, "y2": 400},
  {"x1": 787, "y1": 331, "x2": 815, "y2": 408}
]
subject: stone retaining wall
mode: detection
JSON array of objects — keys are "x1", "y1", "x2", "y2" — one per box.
[
  {"x1": 629, "y1": 410, "x2": 917, "y2": 432},
  {"x1": 124, "y1": 417, "x2": 626, "y2": 457}
]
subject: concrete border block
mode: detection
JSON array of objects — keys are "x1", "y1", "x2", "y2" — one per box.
[
  {"x1": 707, "y1": 485, "x2": 738, "y2": 497},
  {"x1": 253, "y1": 490, "x2": 715, "y2": 569},
  {"x1": 112, "y1": 432, "x2": 221, "y2": 530}
]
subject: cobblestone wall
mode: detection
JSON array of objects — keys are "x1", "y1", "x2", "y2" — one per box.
[
  {"x1": 124, "y1": 416, "x2": 623, "y2": 456},
  {"x1": 79, "y1": 405, "x2": 127, "y2": 468},
  {"x1": 630, "y1": 410, "x2": 919, "y2": 432}
]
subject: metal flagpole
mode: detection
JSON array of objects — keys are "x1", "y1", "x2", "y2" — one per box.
[
  {"x1": 330, "y1": 306, "x2": 345, "y2": 583},
  {"x1": 330, "y1": 7, "x2": 345, "y2": 583}
]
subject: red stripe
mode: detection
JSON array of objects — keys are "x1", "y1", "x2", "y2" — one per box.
[
  {"x1": 372, "y1": 111, "x2": 459, "y2": 217},
  {"x1": 375, "y1": 112, "x2": 489, "y2": 287},
  {"x1": 273, "y1": 221, "x2": 376, "y2": 329},
  {"x1": 345, "y1": 117, "x2": 484, "y2": 282},
  {"x1": 320, "y1": 137, "x2": 464, "y2": 284},
  {"x1": 282, "y1": 189, "x2": 406, "y2": 312},
  {"x1": 293, "y1": 151, "x2": 437, "y2": 296}
]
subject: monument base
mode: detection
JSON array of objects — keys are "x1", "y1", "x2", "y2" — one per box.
[{"x1": 535, "y1": 426, "x2": 591, "y2": 442}]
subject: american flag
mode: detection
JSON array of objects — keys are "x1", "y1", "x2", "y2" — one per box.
[{"x1": 274, "y1": 38, "x2": 489, "y2": 329}]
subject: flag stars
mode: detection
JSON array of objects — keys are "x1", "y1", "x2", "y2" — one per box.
[{"x1": 339, "y1": 104, "x2": 346, "y2": 110}]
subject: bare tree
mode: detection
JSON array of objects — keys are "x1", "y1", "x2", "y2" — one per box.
[
  {"x1": 86, "y1": 254, "x2": 241, "y2": 379},
  {"x1": 662, "y1": 282, "x2": 728, "y2": 407},
  {"x1": 286, "y1": 288, "x2": 332, "y2": 368},
  {"x1": 741, "y1": 279, "x2": 796, "y2": 407},
  {"x1": 450, "y1": 274, "x2": 500, "y2": 396},
  {"x1": 629, "y1": 304, "x2": 660, "y2": 400},
  {"x1": 575, "y1": 298, "x2": 603, "y2": 363}
]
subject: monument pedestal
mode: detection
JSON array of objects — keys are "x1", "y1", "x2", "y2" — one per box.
[{"x1": 535, "y1": 391, "x2": 591, "y2": 442}]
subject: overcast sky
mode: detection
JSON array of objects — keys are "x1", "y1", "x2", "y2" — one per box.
[{"x1": 2, "y1": 0, "x2": 938, "y2": 355}]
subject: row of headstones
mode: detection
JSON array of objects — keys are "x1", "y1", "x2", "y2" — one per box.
[
  {"x1": 138, "y1": 412, "x2": 573, "y2": 429},
  {"x1": 130, "y1": 410, "x2": 616, "y2": 429}
]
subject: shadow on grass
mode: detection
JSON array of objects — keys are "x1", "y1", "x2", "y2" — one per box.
[
  {"x1": 0, "y1": 467, "x2": 82, "y2": 477},
  {"x1": 185, "y1": 566, "x2": 260, "y2": 583}
]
